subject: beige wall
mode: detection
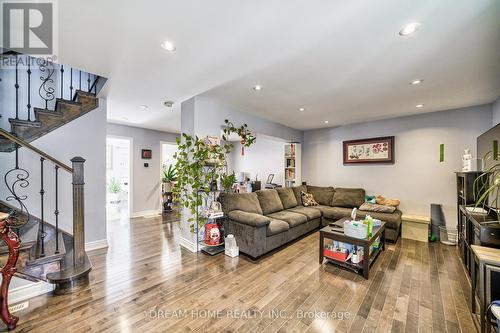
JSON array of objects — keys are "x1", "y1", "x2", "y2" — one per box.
[
  {"x1": 302, "y1": 104, "x2": 492, "y2": 226},
  {"x1": 106, "y1": 123, "x2": 179, "y2": 216}
]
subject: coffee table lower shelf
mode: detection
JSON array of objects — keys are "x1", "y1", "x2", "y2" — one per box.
[
  {"x1": 319, "y1": 218, "x2": 386, "y2": 279},
  {"x1": 323, "y1": 247, "x2": 382, "y2": 276}
]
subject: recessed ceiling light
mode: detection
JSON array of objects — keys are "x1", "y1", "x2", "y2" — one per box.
[
  {"x1": 139, "y1": 105, "x2": 149, "y2": 109},
  {"x1": 298, "y1": 107, "x2": 305, "y2": 112},
  {"x1": 161, "y1": 40, "x2": 176, "y2": 52},
  {"x1": 416, "y1": 104, "x2": 424, "y2": 108},
  {"x1": 399, "y1": 22, "x2": 421, "y2": 36},
  {"x1": 253, "y1": 85, "x2": 263, "y2": 91},
  {"x1": 410, "y1": 79, "x2": 423, "y2": 85},
  {"x1": 324, "y1": 120, "x2": 329, "y2": 124},
  {"x1": 163, "y1": 100, "x2": 174, "y2": 108}
]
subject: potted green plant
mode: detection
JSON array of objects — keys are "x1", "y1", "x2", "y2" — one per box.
[
  {"x1": 173, "y1": 119, "x2": 256, "y2": 233},
  {"x1": 162, "y1": 164, "x2": 177, "y2": 192},
  {"x1": 107, "y1": 178, "x2": 122, "y2": 204},
  {"x1": 474, "y1": 151, "x2": 499, "y2": 223},
  {"x1": 220, "y1": 172, "x2": 237, "y2": 193}
]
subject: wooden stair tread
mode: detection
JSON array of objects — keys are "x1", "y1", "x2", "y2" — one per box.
[
  {"x1": 8, "y1": 119, "x2": 41, "y2": 127},
  {"x1": 46, "y1": 254, "x2": 91, "y2": 284},
  {"x1": 1, "y1": 93, "x2": 98, "y2": 152}
]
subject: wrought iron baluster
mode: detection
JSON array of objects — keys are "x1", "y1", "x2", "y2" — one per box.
[
  {"x1": 27, "y1": 57, "x2": 32, "y2": 121},
  {"x1": 60, "y1": 65, "x2": 64, "y2": 99},
  {"x1": 87, "y1": 72, "x2": 91, "y2": 92},
  {"x1": 38, "y1": 58, "x2": 55, "y2": 110},
  {"x1": 14, "y1": 55, "x2": 19, "y2": 120},
  {"x1": 79, "y1": 70, "x2": 82, "y2": 91},
  {"x1": 94, "y1": 75, "x2": 97, "y2": 94},
  {"x1": 39, "y1": 157, "x2": 45, "y2": 257},
  {"x1": 54, "y1": 165, "x2": 59, "y2": 254},
  {"x1": 4, "y1": 144, "x2": 31, "y2": 228},
  {"x1": 69, "y1": 68, "x2": 73, "y2": 100}
]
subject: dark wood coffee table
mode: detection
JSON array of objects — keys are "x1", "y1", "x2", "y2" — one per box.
[{"x1": 319, "y1": 217, "x2": 386, "y2": 279}]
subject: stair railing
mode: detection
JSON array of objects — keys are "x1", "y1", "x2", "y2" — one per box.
[
  {"x1": 0, "y1": 128, "x2": 86, "y2": 265},
  {"x1": 0, "y1": 50, "x2": 106, "y2": 123}
]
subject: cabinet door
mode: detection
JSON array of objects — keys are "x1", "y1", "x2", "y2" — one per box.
[{"x1": 485, "y1": 264, "x2": 500, "y2": 306}]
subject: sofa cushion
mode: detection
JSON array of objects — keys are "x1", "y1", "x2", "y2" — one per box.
[
  {"x1": 307, "y1": 186, "x2": 335, "y2": 206},
  {"x1": 220, "y1": 192, "x2": 263, "y2": 215},
  {"x1": 276, "y1": 187, "x2": 298, "y2": 209},
  {"x1": 291, "y1": 185, "x2": 307, "y2": 206},
  {"x1": 256, "y1": 189, "x2": 284, "y2": 215},
  {"x1": 359, "y1": 203, "x2": 396, "y2": 213},
  {"x1": 332, "y1": 188, "x2": 365, "y2": 208},
  {"x1": 266, "y1": 219, "x2": 290, "y2": 236},
  {"x1": 227, "y1": 210, "x2": 270, "y2": 227},
  {"x1": 267, "y1": 211, "x2": 308, "y2": 228},
  {"x1": 311, "y1": 205, "x2": 349, "y2": 220},
  {"x1": 357, "y1": 210, "x2": 403, "y2": 230},
  {"x1": 286, "y1": 206, "x2": 322, "y2": 220}
]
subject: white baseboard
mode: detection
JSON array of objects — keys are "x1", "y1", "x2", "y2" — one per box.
[
  {"x1": 179, "y1": 236, "x2": 198, "y2": 253},
  {"x1": 131, "y1": 209, "x2": 162, "y2": 218},
  {"x1": 85, "y1": 238, "x2": 109, "y2": 252},
  {"x1": 9, "y1": 281, "x2": 54, "y2": 305}
]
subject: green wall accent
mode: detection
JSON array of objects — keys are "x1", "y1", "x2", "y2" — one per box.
[
  {"x1": 494, "y1": 140, "x2": 498, "y2": 161},
  {"x1": 440, "y1": 144, "x2": 445, "y2": 162}
]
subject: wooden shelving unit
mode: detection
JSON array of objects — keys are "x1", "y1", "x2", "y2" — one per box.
[{"x1": 284, "y1": 143, "x2": 301, "y2": 187}]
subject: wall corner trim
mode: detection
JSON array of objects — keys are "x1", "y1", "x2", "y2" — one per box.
[
  {"x1": 131, "y1": 209, "x2": 162, "y2": 218},
  {"x1": 9, "y1": 281, "x2": 54, "y2": 305},
  {"x1": 179, "y1": 236, "x2": 197, "y2": 253},
  {"x1": 85, "y1": 238, "x2": 109, "y2": 252}
]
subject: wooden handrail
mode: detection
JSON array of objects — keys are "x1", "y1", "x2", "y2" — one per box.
[{"x1": 0, "y1": 129, "x2": 73, "y2": 173}]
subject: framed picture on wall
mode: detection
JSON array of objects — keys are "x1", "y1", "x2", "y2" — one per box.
[
  {"x1": 343, "y1": 136, "x2": 395, "y2": 164},
  {"x1": 141, "y1": 149, "x2": 152, "y2": 159}
]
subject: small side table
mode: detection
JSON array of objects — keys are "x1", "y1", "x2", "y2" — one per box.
[{"x1": 401, "y1": 214, "x2": 430, "y2": 243}]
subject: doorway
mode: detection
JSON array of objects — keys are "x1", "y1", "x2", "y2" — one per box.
[
  {"x1": 161, "y1": 142, "x2": 178, "y2": 215},
  {"x1": 106, "y1": 136, "x2": 132, "y2": 221}
]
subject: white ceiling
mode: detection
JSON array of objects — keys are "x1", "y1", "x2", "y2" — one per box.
[{"x1": 58, "y1": 0, "x2": 500, "y2": 132}]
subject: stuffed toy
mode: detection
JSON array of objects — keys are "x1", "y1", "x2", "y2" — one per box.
[{"x1": 376, "y1": 195, "x2": 400, "y2": 207}]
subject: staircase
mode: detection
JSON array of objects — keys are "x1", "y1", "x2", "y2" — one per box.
[{"x1": 0, "y1": 50, "x2": 107, "y2": 330}]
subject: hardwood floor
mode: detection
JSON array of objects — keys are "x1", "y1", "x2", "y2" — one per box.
[{"x1": 7, "y1": 214, "x2": 477, "y2": 333}]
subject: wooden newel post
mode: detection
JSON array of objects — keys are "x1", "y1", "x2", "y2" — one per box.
[{"x1": 71, "y1": 157, "x2": 85, "y2": 267}]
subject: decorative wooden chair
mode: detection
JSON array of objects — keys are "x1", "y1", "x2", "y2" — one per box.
[{"x1": 0, "y1": 212, "x2": 20, "y2": 331}]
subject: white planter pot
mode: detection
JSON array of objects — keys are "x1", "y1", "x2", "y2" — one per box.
[{"x1": 108, "y1": 192, "x2": 121, "y2": 204}]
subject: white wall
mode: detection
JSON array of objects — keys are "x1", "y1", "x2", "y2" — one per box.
[
  {"x1": 106, "y1": 123, "x2": 179, "y2": 216},
  {"x1": 493, "y1": 96, "x2": 500, "y2": 126},
  {"x1": 302, "y1": 104, "x2": 492, "y2": 226},
  {"x1": 228, "y1": 135, "x2": 285, "y2": 185},
  {"x1": 0, "y1": 99, "x2": 107, "y2": 243},
  {"x1": 194, "y1": 95, "x2": 303, "y2": 143}
]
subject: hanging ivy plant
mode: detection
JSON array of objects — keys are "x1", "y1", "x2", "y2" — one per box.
[
  {"x1": 222, "y1": 119, "x2": 256, "y2": 155},
  {"x1": 173, "y1": 119, "x2": 256, "y2": 233}
]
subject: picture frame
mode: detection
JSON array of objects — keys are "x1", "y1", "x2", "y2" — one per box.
[
  {"x1": 343, "y1": 136, "x2": 395, "y2": 164},
  {"x1": 141, "y1": 149, "x2": 152, "y2": 159}
]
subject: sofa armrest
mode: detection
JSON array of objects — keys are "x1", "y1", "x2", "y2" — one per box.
[{"x1": 227, "y1": 210, "x2": 270, "y2": 227}]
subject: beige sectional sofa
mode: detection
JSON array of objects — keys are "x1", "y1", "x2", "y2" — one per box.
[{"x1": 220, "y1": 185, "x2": 402, "y2": 259}]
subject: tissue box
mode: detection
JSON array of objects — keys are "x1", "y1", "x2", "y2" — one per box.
[{"x1": 225, "y1": 247, "x2": 239, "y2": 258}]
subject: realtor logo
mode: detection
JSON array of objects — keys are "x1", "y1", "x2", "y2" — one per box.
[{"x1": 1, "y1": 1, "x2": 55, "y2": 55}]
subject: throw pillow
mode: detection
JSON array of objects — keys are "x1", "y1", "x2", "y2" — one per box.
[
  {"x1": 365, "y1": 195, "x2": 376, "y2": 204},
  {"x1": 376, "y1": 195, "x2": 400, "y2": 207},
  {"x1": 359, "y1": 203, "x2": 396, "y2": 213},
  {"x1": 301, "y1": 191, "x2": 318, "y2": 207}
]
